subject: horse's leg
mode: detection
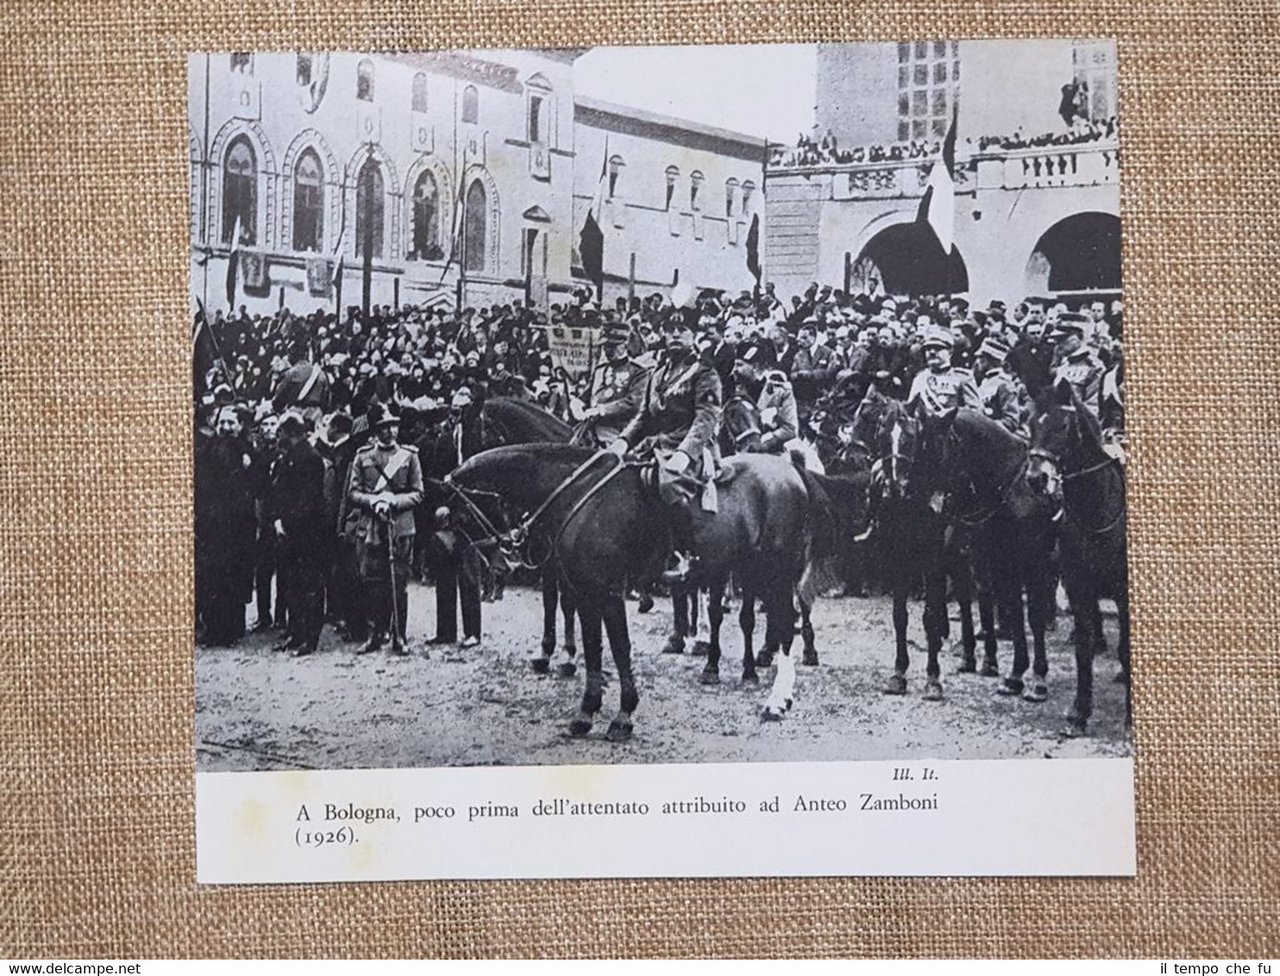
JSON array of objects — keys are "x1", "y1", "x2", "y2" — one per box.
[
  {"x1": 800, "y1": 596, "x2": 818, "y2": 666},
  {"x1": 602, "y1": 596, "x2": 638, "y2": 742},
  {"x1": 753, "y1": 592, "x2": 777, "y2": 668},
  {"x1": 1001, "y1": 571, "x2": 1034, "y2": 700},
  {"x1": 953, "y1": 560, "x2": 979, "y2": 673},
  {"x1": 533, "y1": 572, "x2": 557, "y2": 673},
  {"x1": 570, "y1": 601, "x2": 604, "y2": 737},
  {"x1": 692, "y1": 587, "x2": 712, "y2": 656},
  {"x1": 557, "y1": 585, "x2": 578, "y2": 678},
  {"x1": 883, "y1": 565, "x2": 910, "y2": 695},
  {"x1": 1063, "y1": 581, "x2": 1096, "y2": 737},
  {"x1": 762, "y1": 584, "x2": 798, "y2": 720},
  {"x1": 701, "y1": 580, "x2": 725, "y2": 685},
  {"x1": 663, "y1": 585, "x2": 687, "y2": 655},
  {"x1": 1023, "y1": 563, "x2": 1050, "y2": 702},
  {"x1": 921, "y1": 560, "x2": 947, "y2": 701},
  {"x1": 739, "y1": 583, "x2": 760, "y2": 685}
]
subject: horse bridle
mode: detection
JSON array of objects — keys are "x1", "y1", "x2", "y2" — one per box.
[{"x1": 1027, "y1": 447, "x2": 1125, "y2": 536}]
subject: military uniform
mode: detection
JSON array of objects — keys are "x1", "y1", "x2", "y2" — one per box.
[
  {"x1": 584, "y1": 355, "x2": 650, "y2": 446},
  {"x1": 974, "y1": 335, "x2": 1028, "y2": 439},
  {"x1": 907, "y1": 365, "x2": 982, "y2": 414},
  {"x1": 618, "y1": 351, "x2": 722, "y2": 477},
  {"x1": 1054, "y1": 346, "x2": 1105, "y2": 418},
  {"x1": 345, "y1": 408, "x2": 424, "y2": 653}
]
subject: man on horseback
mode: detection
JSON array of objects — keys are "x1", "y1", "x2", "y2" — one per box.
[
  {"x1": 1050, "y1": 313, "x2": 1105, "y2": 418},
  {"x1": 580, "y1": 321, "x2": 650, "y2": 447},
  {"x1": 906, "y1": 328, "x2": 982, "y2": 415},
  {"x1": 607, "y1": 309, "x2": 722, "y2": 584},
  {"x1": 973, "y1": 334, "x2": 1029, "y2": 440}
]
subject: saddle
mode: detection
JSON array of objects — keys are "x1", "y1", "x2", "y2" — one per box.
[{"x1": 639, "y1": 448, "x2": 720, "y2": 513}]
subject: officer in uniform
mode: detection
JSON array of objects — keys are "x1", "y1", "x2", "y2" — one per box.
[
  {"x1": 345, "y1": 404, "x2": 424, "y2": 655},
  {"x1": 973, "y1": 335, "x2": 1028, "y2": 439},
  {"x1": 1050, "y1": 313, "x2": 1105, "y2": 418},
  {"x1": 608, "y1": 310, "x2": 722, "y2": 583},
  {"x1": 580, "y1": 321, "x2": 650, "y2": 447},
  {"x1": 907, "y1": 328, "x2": 982, "y2": 415}
]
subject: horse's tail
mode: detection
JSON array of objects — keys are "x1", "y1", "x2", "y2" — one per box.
[{"x1": 794, "y1": 467, "x2": 840, "y2": 608}]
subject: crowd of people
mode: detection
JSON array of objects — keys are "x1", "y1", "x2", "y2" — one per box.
[
  {"x1": 194, "y1": 279, "x2": 1126, "y2": 657},
  {"x1": 767, "y1": 116, "x2": 1119, "y2": 168}
]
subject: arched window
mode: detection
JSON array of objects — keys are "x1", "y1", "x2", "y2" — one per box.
[
  {"x1": 355, "y1": 157, "x2": 384, "y2": 259},
  {"x1": 462, "y1": 85, "x2": 479, "y2": 124},
  {"x1": 221, "y1": 136, "x2": 256, "y2": 244},
  {"x1": 357, "y1": 59, "x2": 374, "y2": 102},
  {"x1": 463, "y1": 179, "x2": 487, "y2": 272},
  {"x1": 292, "y1": 149, "x2": 324, "y2": 252},
  {"x1": 664, "y1": 165, "x2": 680, "y2": 210},
  {"x1": 412, "y1": 73, "x2": 428, "y2": 112},
  {"x1": 411, "y1": 170, "x2": 441, "y2": 261},
  {"x1": 724, "y1": 177, "x2": 739, "y2": 217},
  {"x1": 741, "y1": 180, "x2": 756, "y2": 215},
  {"x1": 608, "y1": 155, "x2": 624, "y2": 199},
  {"x1": 690, "y1": 170, "x2": 704, "y2": 212}
]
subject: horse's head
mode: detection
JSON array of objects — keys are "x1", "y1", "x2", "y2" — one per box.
[
  {"x1": 875, "y1": 398, "x2": 925, "y2": 499},
  {"x1": 722, "y1": 395, "x2": 763, "y2": 453},
  {"x1": 1028, "y1": 380, "x2": 1091, "y2": 495}
]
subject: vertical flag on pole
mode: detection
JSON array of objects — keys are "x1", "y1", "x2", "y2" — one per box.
[
  {"x1": 746, "y1": 212, "x2": 761, "y2": 284},
  {"x1": 578, "y1": 145, "x2": 607, "y2": 295},
  {"x1": 224, "y1": 215, "x2": 242, "y2": 308},
  {"x1": 916, "y1": 108, "x2": 958, "y2": 256}
]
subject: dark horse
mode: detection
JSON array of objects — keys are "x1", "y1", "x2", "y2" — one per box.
[
  {"x1": 862, "y1": 396, "x2": 951, "y2": 700},
  {"x1": 479, "y1": 397, "x2": 579, "y2": 676},
  {"x1": 1028, "y1": 383, "x2": 1131, "y2": 736},
  {"x1": 449, "y1": 444, "x2": 822, "y2": 736},
  {"x1": 922, "y1": 407, "x2": 1059, "y2": 701}
]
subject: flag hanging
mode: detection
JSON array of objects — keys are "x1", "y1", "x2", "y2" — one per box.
[
  {"x1": 578, "y1": 147, "x2": 607, "y2": 291},
  {"x1": 224, "y1": 215, "x2": 242, "y2": 307},
  {"x1": 916, "y1": 108, "x2": 958, "y2": 255},
  {"x1": 746, "y1": 212, "x2": 761, "y2": 283},
  {"x1": 331, "y1": 220, "x2": 347, "y2": 287}
]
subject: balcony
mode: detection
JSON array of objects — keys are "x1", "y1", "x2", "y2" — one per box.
[{"x1": 766, "y1": 140, "x2": 1119, "y2": 199}]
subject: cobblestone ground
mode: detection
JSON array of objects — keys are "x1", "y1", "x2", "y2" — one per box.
[{"x1": 196, "y1": 583, "x2": 1133, "y2": 771}]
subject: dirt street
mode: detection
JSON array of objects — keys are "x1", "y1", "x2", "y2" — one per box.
[{"x1": 195, "y1": 584, "x2": 1132, "y2": 771}]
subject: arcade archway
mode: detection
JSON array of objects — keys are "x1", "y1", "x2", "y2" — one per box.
[
  {"x1": 853, "y1": 221, "x2": 969, "y2": 297},
  {"x1": 1024, "y1": 211, "x2": 1121, "y2": 295}
]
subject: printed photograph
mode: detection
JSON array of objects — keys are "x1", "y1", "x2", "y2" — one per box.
[{"x1": 191, "y1": 41, "x2": 1132, "y2": 771}]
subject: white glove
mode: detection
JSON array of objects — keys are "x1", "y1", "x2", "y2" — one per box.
[
  {"x1": 606, "y1": 439, "x2": 628, "y2": 457},
  {"x1": 663, "y1": 451, "x2": 692, "y2": 474}
]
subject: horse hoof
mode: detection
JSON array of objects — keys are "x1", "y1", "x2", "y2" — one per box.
[
  {"x1": 568, "y1": 717, "x2": 593, "y2": 737},
  {"x1": 882, "y1": 674, "x2": 908, "y2": 696},
  {"x1": 1023, "y1": 682, "x2": 1048, "y2": 703},
  {"x1": 661, "y1": 636, "x2": 684, "y2": 655},
  {"x1": 606, "y1": 719, "x2": 633, "y2": 742},
  {"x1": 980, "y1": 662, "x2": 1000, "y2": 678},
  {"x1": 699, "y1": 669, "x2": 720, "y2": 685},
  {"x1": 754, "y1": 651, "x2": 775, "y2": 668},
  {"x1": 998, "y1": 678, "x2": 1024, "y2": 696},
  {"x1": 530, "y1": 657, "x2": 551, "y2": 674},
  {"x1": 637, "y1": 595, "x2": 654, "y2": 614},
  {"x1": 802, "y1": 650, "x2": 819, "y2": 667},
  {"x1": 958, "y1": 659, "x2": 977, "y2": 674},
  {"x1": 556, "y1": 662, "x2": 577, "y2": 679},
  {"x1": 692, "y1": 640, "x2": 711, "y2": 658},
  {"x1": 761, "y1": 705, "x2": 785, "y2": 722},
  {"x1": 923, "y1": 681, "x2": 944, "y2": 702},
  {"x1": 1061, "y1": 717, "x2": 1088, "y2": 738},
  {"x1": 741, "y1": 672, "x2": 760, "y2": 687}
]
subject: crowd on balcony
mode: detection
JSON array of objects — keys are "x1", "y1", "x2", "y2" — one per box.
[{"x1": 768, "y1": 116, "x2": 1120, "y2": 169}]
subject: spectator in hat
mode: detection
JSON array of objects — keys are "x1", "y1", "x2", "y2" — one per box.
[
  {"x1": 272, "y1": 339, "x2": 330, "y2": 426},
  {"x1": 268, "y1": 412, "x2": 328, "y2": 656}
]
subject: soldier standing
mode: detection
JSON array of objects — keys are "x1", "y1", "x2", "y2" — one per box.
[{"x1": 346, "y1": 404, "x2": 424, "y2": 655}]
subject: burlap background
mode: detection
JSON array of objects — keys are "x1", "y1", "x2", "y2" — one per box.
[{"x1": 1, "y1": 0, "x2": 1276, "y2": 959}]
